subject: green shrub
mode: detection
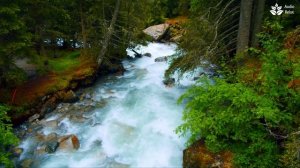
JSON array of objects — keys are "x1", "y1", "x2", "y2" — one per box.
[
  {"x1": 177, "y1": 78, "x2": 283, "y2": 167},
  {"x1": 0, "y1": 105, "x2": 19, "y2": 167},
  {"x1": 177, "y1": 22, "x2": 300, "y2": 167}
]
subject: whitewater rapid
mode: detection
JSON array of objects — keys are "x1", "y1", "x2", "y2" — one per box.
[{"x1": 18, "y1": 43, "x2": 197, "y2": 167}]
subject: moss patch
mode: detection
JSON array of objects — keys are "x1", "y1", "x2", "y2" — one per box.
[{"x1": 7, "y1": 54, "x2": 97, "y2": 106}]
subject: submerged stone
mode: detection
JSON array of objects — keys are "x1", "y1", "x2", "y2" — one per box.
[{"x1": 58, "y1": 134, "x2": 80, "y2": 151}]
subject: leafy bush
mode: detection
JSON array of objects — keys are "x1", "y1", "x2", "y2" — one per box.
[
  {"x1": 177, "y1": 78, "x2": 283, "y2": 167},
  {"x1": 177, "y1": 22, "x2": 300, "y2": 167},
  {"x1": 0, "y1": 105, "x2": 19, "y2": 167}
]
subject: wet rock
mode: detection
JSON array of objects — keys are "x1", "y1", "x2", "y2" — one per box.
[
  {"x1": 35, "y1": 145, "x2": 47, "y2": 155},
  {"x1": 41, "y1": 96, "x2": 57, "y2": 114},
  {"x1": 154, "y1": 56, "x2": 169, "y2": 62},
  {"x1": 27, "y1": 128, "x2": 33, "y2": 133},
  {"x1": 35, "y1": 133, "x2": 59, "y2": 155},
  {"x1": 44, "y1": 132, "x2": 58, "y2": 141},
  {"x1": 15, "y1": 129, "x2": 26, "y2": 138},
  {"x1": 44, "y1": 141, "x2": 59, "y2": 153},
  {"x1": 35, "y1": 132, "x2": 58, "y2": 143},
  {"x1": 58, "y1": 134, "x2": 80, "y2": 151},
  {"x1": 70, "y1": 115, "x2": 87, "y2": 123},
  {"x1": 63, "y1": 90, "x2": 79, "y2": 103},
  {"x1": 41, "y1": 96, "x2": 47, "y2": 102},
  {"x1": 143, "y1": 23, "x2": 170, "y2": 41},
  {"x1": 109, "y1": 161, "x2": 130, "y2": 168},
  {"x1": 21, "y1": 159, "x2": 33, "y2": 168},
  {"x1": 28, "y1": 114, "x2": 40, "y2": 123},
  {"x1": 163, "y1": 78, "x2": 175, "y2": 87},
  {"x1": 12, "y1": 147, "x2": 23, "y2": 157},
  {"x1": 92, "y1": 140, "x2": 102, "y2": 147},
  {"x1": 143, "y1": 53, "x2": 152, "y2": 57},
  {"x1": 170, "y1": 35, "x2": 182, "y2": 42},
  {"x1": 28, "y1": 121, "x2": 43, "y2": 132},
  {"x1": 41, "y1": 120, "x2": 58, "y2": 129},
  {"x1": 183, "y1": 140, "x2": 233, "y2": 168},
  {"x1": 85, "y1": 93, "x2": 92, "y2": 99}
]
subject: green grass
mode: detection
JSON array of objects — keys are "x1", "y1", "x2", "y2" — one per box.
[{"x1": 47, "y1": 51, "x2": 81, "y2": 73}]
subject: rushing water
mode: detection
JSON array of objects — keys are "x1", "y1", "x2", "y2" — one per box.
[{"x1": 17, "y1": 43, "x2": 198, "y2": 167}]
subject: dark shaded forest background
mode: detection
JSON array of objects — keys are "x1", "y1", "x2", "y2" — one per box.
[{"x1": 1, "y1": 0, "x2": 300, "y2": 167}]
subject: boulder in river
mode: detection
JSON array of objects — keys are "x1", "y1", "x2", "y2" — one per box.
[
  {"x1": 12, "y1": 147, "x2": 23, "y2": 157},
  {"x1": 44, "y1": 140, "x2": 59, "y2": 153},
  {"x1": 44, "y1": 132, "x2": 58, "y2": 141},
  {"x1": 58, "y1": 134, "x2": 80, "y2": 151},
  {"x1": 41, "y1": 96, "x2": 57, "y2": 114},
  {"x1": 143, "y1": 53, "x2": 152, "y2": 57},
  {"x1": 35, "y1": 132, "x2": 59, "y2": 155},
  {"x1": 163, "y1": 78, "x2": 175, "y2": 87},
  {"x1": 154, "y1": 56, "x2": 169, "y2": 62},
  {"x1": 41, "y1": 120, "x2": 59, "y2": 129},
  {"x1": 62, "y1": 90, "x2": 79, "y2": 103},
  {"x1": 21, "y1": 159, "x2": 33, "y2": 168},
  {"x1": 143, "y1": 23, "x2": 169, "y2": 41},
  {"x1": 28, "y1": 114, "x2": 40, "y2": 123}
]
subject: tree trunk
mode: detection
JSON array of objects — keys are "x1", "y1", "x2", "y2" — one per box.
[
  {"x1": 80, "y1": 4, "x2": 88, "y2": 50},
  {"x1": 250, "y1": 0, "x2": 266, "y2": 48},
  {"x1": 236, "y1": 0, "x2": 254, "y2": 56},
  {"x1": 97, "y1": 0, "x2": 121, "y2": 67}
]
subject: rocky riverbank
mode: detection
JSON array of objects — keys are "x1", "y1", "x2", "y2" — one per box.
[
  {"x1": 13, "y1": 88, "x2": 108, "y2": 167},
  {"x1": 8, "y1": 58, "x2": 124, "y2": 126}
]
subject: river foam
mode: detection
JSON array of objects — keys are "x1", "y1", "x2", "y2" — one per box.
[{"x1": 18, "y1": 42, "x2": 196, "y2": 167}]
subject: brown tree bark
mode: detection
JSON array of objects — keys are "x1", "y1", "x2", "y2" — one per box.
[
  {"x1": 80, "y1": 4, "x2": 88, "y2": 50},
  {"x1": 236, "y1": 0, "x2": 254, "y2": 56},
  {"x1": 250, "y1": 0, "x2": 266, "y2": 48},
  {"x1": 97, "y1": 0, "x2": 121, "y2": 67}
]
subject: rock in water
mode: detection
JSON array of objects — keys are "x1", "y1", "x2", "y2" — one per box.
[
  {"x1": 143, "y1": 24, "x2": 169, "y2": 41},
  {"x1": 28, "y1": 114, "x2": 40, "y2": 123},
  {"x1": 154, "y1": 56, "x2": 169, "y2": 62},
  {"x1": 58, "y1": 134, "x2": 80, "y2": 151},
  {"x1": 35, "y1": 133, "x2": 59, "y2": 155},
  {"x1": 143, "y1": 53, "x2": 152, "y2": 57},
  {"x1": 41, "y1": 120, "x2": 58, "y2": 129},
  {"x1": 21, "y1": 159, "x2": 33, "y2": 168},
  {"x1": 44, "y1": 141, "x2": 59, "y2": 153},
  {"x1": 163, "y1": 78, "x2": 175, "y2": 87},
  {"x1": 12, "y1": 147, "x2": 23, "y2": 157},
  {"x1": 63, "y1": 90, "x2": 79, "y2": 103}
]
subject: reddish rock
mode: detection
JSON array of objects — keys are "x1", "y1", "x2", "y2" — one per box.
[
  {"x1": 183, "y1": 140, "x2": 233, "y2": 168},
  {"x1": 58, "y1": 134, "x2": 80, "y2": 151}
]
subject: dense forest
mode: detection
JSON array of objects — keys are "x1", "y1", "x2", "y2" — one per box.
[{"x1": 1, "y1": 0, "x2": 300, "y2": 167}]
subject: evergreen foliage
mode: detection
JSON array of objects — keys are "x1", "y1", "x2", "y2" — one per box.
[
  {"x1": 177, "y1": 22, "x2": 300, "y2": 167},
  {"x1": 0, "y1": 105, "x2": 19, "y2": 167},
  {"x1": 0, "y1": 0, "x2": 30, "y2": 87}
]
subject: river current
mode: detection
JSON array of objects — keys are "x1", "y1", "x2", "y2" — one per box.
[{"x1": 17, "y1": 43, "x2": 198, "y2": 167}]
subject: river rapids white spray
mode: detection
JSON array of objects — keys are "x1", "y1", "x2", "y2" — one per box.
[{"x1": 18, "y1": 43, "x2": 200, "y2": 167}]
